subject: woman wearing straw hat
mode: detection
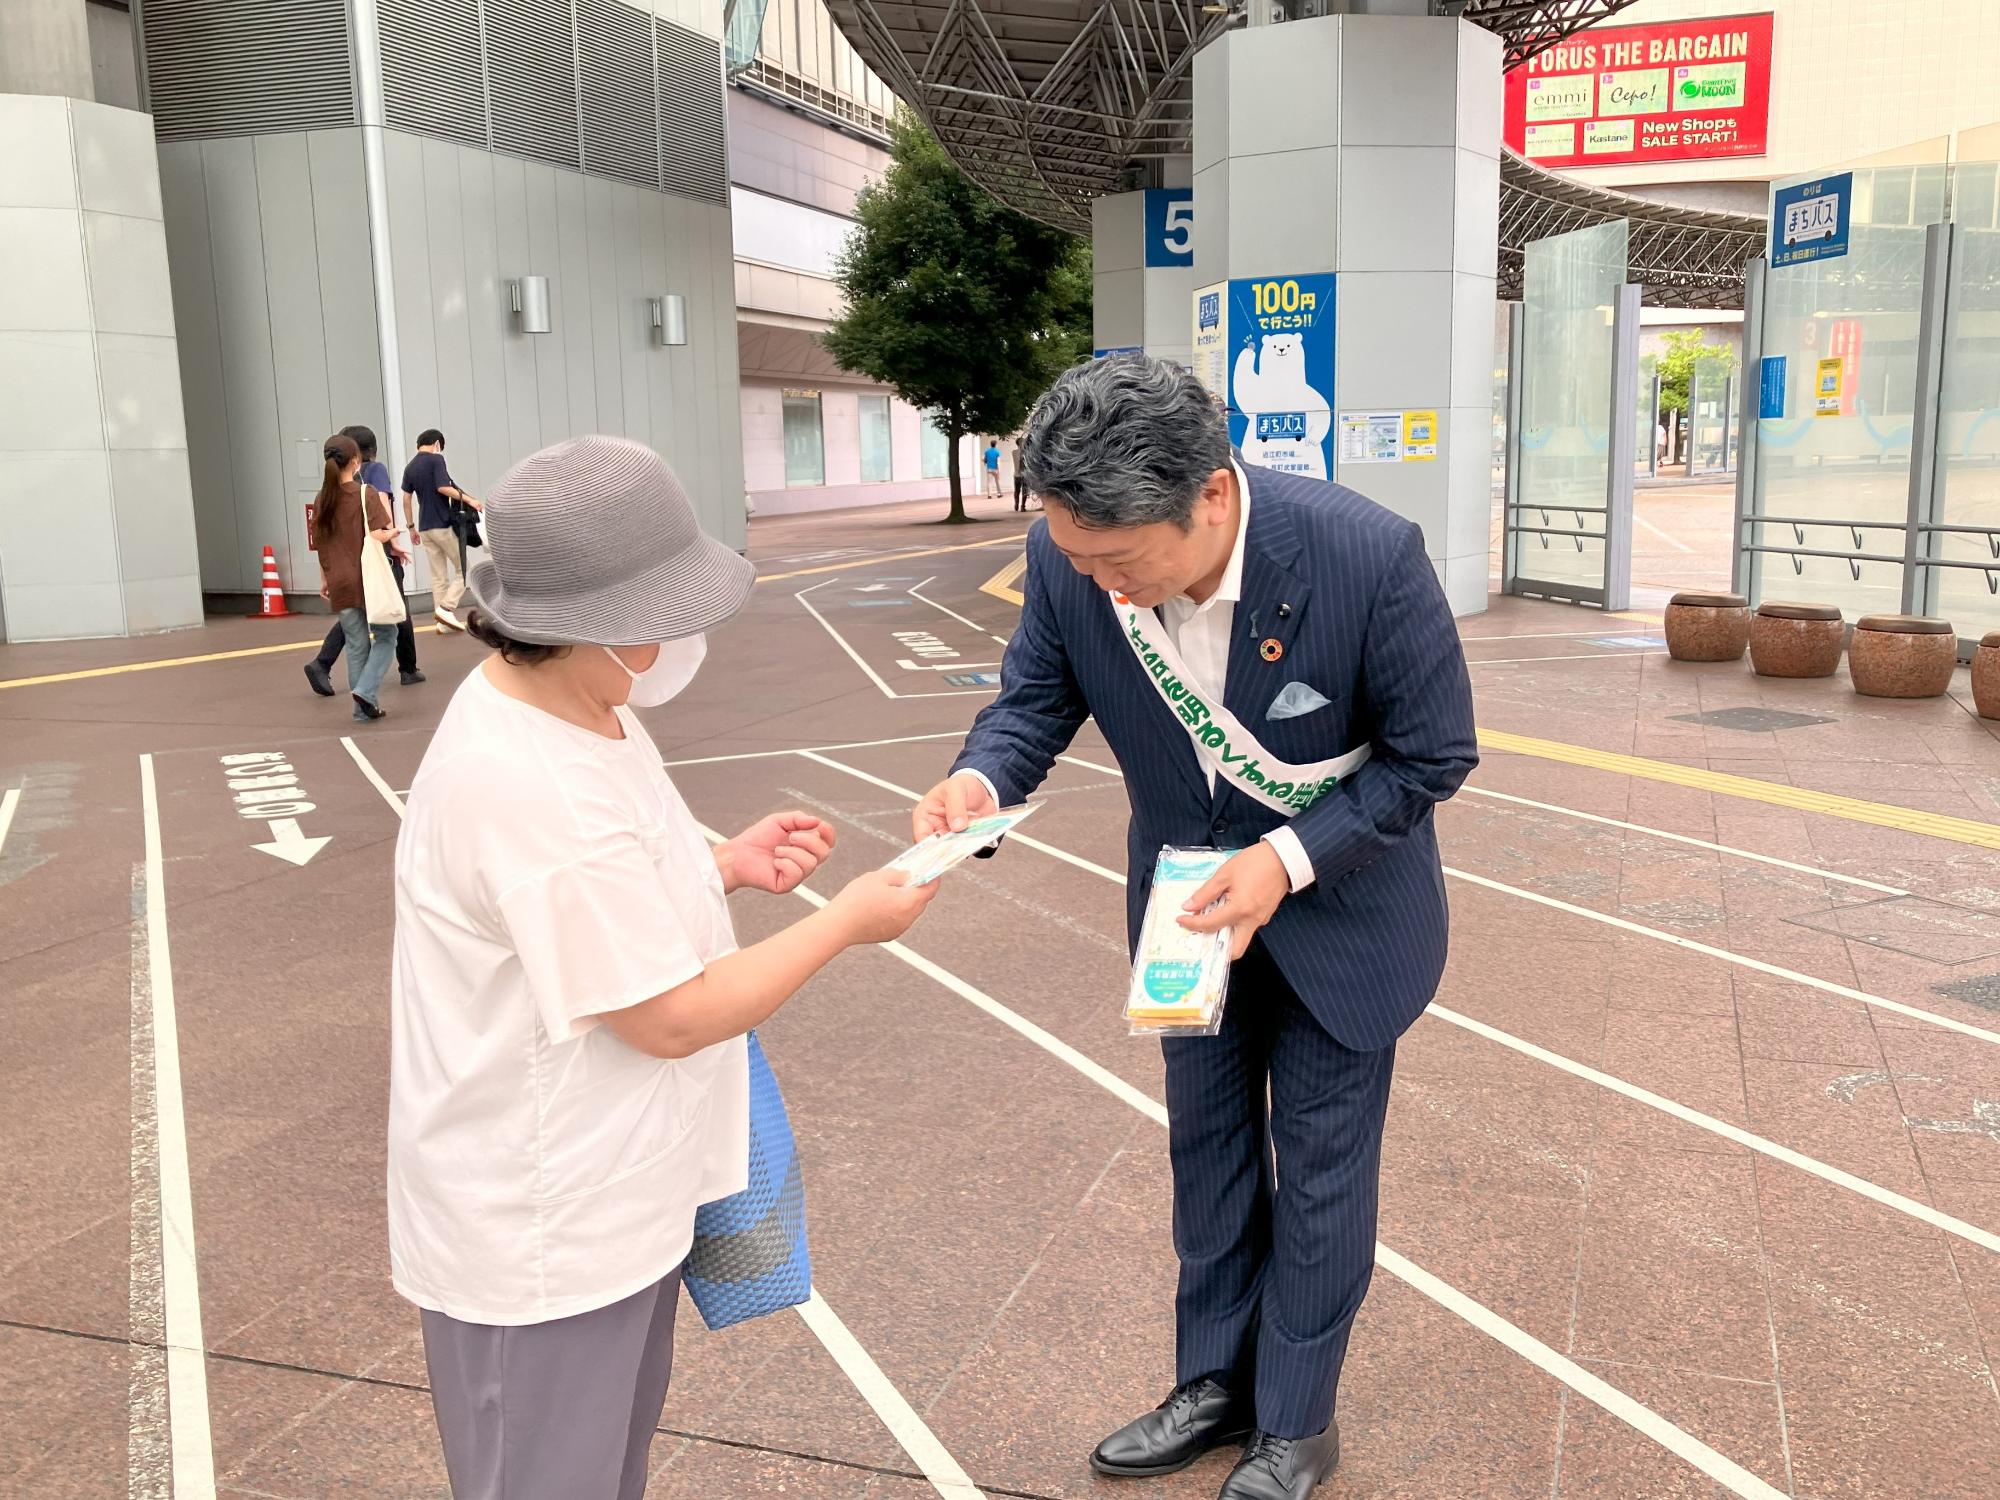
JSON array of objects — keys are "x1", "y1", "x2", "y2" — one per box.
[{"x1": 387, "y1": 435, "x2": 940, "y2": 1499}]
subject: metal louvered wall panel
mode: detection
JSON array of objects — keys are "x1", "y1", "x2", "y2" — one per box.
[
  {"x1": 380, "y1": 0, "x2": 489, "y2": 149},
  {"x1": 141, "y1": 0, "x2": 355, "y2": 140},
  {"x1": 484, "y1": 0, "x2": 583, "y2": 171},
  {"x1": 656, "y1": 20, "x2": 727, "y2": 205},
  {"x1": 576, "y1": 0, "x2": 660, "y2": 190}
]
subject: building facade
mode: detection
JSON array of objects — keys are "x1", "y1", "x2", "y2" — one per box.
[
  {"x1": 726, "y1": 0, "x2": 1002, "y2": 517},
  {"x1": 3, "y1": 0, "x2": 749, "y2": 638}
]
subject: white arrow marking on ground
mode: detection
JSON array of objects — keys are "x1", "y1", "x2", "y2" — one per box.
[
  {"x1": 252, "y1": 817, "x2": 332, "y2": 866},
  {"x1": 897, "y1": 659, "x2": 1003, "y2": 672}
]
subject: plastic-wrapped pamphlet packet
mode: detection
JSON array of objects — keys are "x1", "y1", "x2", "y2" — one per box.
[
  {"x1": 1126, "y1": 846, "x2": 1233, "y2": 1037},
  {"x1": 884, "y1": 804, "x2": 1040, "y2": 887}
]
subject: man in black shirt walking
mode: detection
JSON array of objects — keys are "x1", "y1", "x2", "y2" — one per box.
[{"x1": 403, "y1": 428, "x2": 478, "y2": 631}]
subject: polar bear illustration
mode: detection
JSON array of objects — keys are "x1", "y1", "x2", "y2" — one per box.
[{"x1": 1232, "y1": 333, "x2": 1331, "y2": 479}]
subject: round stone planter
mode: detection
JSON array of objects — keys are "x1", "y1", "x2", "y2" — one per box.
[
  {"x1": 1849, "y1": 614, "x2": 1956, "y2": 699},
  {"x1": 1749, "y1": 601, "x2": 1844, "y2": 679},
  {"x1": 1665, "y1": 591, "x2": 1751, "y2": 662},
  {"x1": 1974, "y1": 631, "x2": 2000, "y2": 721}
]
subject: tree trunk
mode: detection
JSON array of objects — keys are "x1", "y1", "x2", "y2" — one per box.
[{"x1": 945, "y1": 427, "x2": 967, "y2": 523}]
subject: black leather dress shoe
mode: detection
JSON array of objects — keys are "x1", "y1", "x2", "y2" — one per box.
[
  {"x1": 1215, "y1": 1423, "x2": 1340, "y2": 1500},
  {"x1": 1090, "y1": 1379, "x2": 1252, "y2": 1478}
]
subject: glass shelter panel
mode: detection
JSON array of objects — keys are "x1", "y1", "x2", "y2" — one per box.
[
  {"x1": 1933, "y1": 145, "x2": 2000, "y2": 640},
  {"x1": 1747, "y1": 163, "x2": 1948, "y2": 618},
  {"x1": 1509, "y1": 220, "x2": 1628, "y2": 604}
]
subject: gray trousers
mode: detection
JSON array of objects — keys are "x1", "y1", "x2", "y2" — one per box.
[{"x1": 420, "y1": 1267, "x2": 683, "y2": 1500}]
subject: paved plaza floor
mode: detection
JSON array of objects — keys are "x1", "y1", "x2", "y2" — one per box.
[{"x1": 5, "y1": 494, "x2": 2000, "y2": 1498}]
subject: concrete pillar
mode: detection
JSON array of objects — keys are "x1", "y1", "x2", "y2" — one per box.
[
  {"x1": 1192, "y1": 13, "x2": 1502, "y2": 617},
  {"x1": 0, "y1": 92, "x2": 203, "y2": 639},
  {"x1": 1091, "y1": 183, "x2": 1197, "y2": 367},
  {"x1": 0, "y1": 0, "x2": 95, "y2": 99}
]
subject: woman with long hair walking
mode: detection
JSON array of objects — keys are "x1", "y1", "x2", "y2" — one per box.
[{"x1": 311, "y1": 433, "x2": 400, "y2": 721}]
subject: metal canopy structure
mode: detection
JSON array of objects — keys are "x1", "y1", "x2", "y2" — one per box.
[
  {"x1": 1498, "y1": 149, "x2": 1766, "y2": 309},
  {"x1": 821, "y1": 0, "x2": 1764, "y2": 307}
]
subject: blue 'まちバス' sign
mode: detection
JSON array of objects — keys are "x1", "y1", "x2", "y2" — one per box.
[
  {"x1": 1771, "y1": 173, "x2": 1851, "y2": 269},
  {"x1": 1143, "y1": 188, "x2": 1193, "y2": 268}
]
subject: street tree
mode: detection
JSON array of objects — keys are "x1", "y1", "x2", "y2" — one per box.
[{"x1": 825, "y1": 116, "x2": 1092, "y2": 522}]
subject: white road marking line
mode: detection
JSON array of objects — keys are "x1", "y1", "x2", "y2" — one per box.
[
  {"x1": 1430, "y1": 1001, "x2": 2000, "y2": 1254},
  {"x1": 695, "y1": 819, "x2": 1786, "y2": 1500},
  {"x1": 1636, "y1": 511, "x2": 1696, "y2": 553},
  {"x1": 0, "y1": 785, "x2": 19, "y2": 856},
  {"x1": 798, "y1": 579, "x2": 897, "y2": 699},
  {"x1": 136, "y1": 755, "x2": 217, "y2": 1499},
  {"x1": 897, "y1": 659, "x2": 1003, "y2": 673},
  {"x1": 796, "y1": 580, "x2": 992, "y2": 701},
  {"x1": 1468, "y1": 650, "x2": 1670, "y2": 665},
  {"x1": 1460, "y1": 629, "x2": 1647, "y2": 643},
  {"x1": 795, "y1": 1294, "x2": 987, "y2": 1500},
  {"x1": 800, "y1": 753, "x2": 1128, "y2": 885},
  {"x1": 1057, "y1": 754, "x2": 1123, "y2": 778},
  {"x1": 1456, "y1": 786, "x2": 1909, "y2": 896},
  {"x1": 340, "y1": 736, "x2": 406, "y2": 814},
  {"x1": 908, "y1": 576, "x2": 1012, "y2": 646},
  {"x1": 1074, "y1": 750, "x2": 1908, "y2": 896},
  {"x1": 1443, "y1": 865, "x2": 2000, "y2": 1049},
  {"x1": 127, "y1": 866, "x2": 169, "y2": 1500},
  {"x1": 1372, "y1": 1246, "x2": 1783, "y2": 1500},
  {"x1": 337, "y1": 741, "x2": 985, "y2": 1499},
  {"x1": 805, "y1": 756, "x2": 2000, "y2": 1248},
  {"x1": 665, "y1": 731, "x2": 968, "y2": 769}
]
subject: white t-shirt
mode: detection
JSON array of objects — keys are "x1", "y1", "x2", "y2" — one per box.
[{"x1": 387, "y1": 664, "x2": 749, "y2": 1326}]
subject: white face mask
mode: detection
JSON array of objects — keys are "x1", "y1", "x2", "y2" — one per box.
[{"x1": 602, "y1": 635, "x2": 706, "y2": 708}]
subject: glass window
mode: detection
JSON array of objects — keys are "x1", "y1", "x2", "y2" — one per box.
[
  {"x1": 921, "y1": 414, "x2": 951, "y2": 479},
  {"x1": 858, "y1": 394, "x2": 893, "y2": 482},
  {"x1": 782, "y1": 391, "x2": 824, "y2": 486}
]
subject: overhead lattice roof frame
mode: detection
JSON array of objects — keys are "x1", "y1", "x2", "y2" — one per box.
[{"x1": 823, "y1": 0, "x2": 1765, "y2": 306}]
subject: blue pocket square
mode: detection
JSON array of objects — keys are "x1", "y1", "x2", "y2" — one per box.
[{"x1": 1268, "y1": 682, "x2": 1333, "y2": 721}]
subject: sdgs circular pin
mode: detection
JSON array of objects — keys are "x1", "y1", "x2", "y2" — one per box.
[{"x1": 1260, "y1": 638, "x2": 1284, "y2": 663}]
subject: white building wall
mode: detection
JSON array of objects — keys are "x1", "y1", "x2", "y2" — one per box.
[
  {"x1": 158, "y1": 125, "x2": 746, "y2": 602},
  {"x1": 0, "y1": 95, "x2": 201, "y2": 641}
]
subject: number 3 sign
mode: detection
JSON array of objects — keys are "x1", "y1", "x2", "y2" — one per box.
[{"x1": 1144, "y1": 188, "x2": 1194, "y2": 268}]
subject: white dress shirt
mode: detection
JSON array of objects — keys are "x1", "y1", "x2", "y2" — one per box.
[{"x1": 960, "y1": 467, "x2": 1317, "y2": 892}]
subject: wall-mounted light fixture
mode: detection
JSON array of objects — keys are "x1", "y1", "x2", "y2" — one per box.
[
  {"x1": 511, "y1": 276, "x2": 551, "y2": 334},
  {"x1": 649, "y1": 294, "x2": 688, "y2": 347}
]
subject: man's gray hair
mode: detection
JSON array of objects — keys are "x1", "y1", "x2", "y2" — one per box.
[{"x1": 1020, "y1": 355, "x2": 1231, "y2": 529}]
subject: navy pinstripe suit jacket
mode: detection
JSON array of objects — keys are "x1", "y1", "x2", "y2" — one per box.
[{"x1": 953, "y1": 462, "x2": 1478, "y2": 1051}]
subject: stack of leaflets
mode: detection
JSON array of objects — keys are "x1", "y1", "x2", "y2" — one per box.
[
  {"x1": 884, "y1": 804, "x2": 1040, "y2": 887},
  {"x1": 1125, "y1": 847, "x2": 1234, "y2": 1036}
]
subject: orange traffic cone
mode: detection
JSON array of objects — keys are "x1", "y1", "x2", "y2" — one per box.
[{"x1": 249, "y1": 546, "x2": 292, "y2": 619}]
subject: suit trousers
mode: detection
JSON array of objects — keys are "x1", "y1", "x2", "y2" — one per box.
[{"x1": 1162, "y1": 943, "x2": 1395, "y2": 1440}]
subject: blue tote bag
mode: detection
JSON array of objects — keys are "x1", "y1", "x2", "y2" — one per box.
[{"x1": 685, "y1": 1031, "x2": 812, "y2": 1330}]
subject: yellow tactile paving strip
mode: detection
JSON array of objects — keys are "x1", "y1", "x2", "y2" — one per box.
[
  {"x1": 1479, "y1": 728, "x2": 2000, "y2": 851},
  {"x1": 980, "y1": 552, "x2": 1027, "y2": 606}
]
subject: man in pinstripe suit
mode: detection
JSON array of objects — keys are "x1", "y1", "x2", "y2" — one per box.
[{"x1": 915, "y1": 357, "x2": 1476, "y2": 1499}]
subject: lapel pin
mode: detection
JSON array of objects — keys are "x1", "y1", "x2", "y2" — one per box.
[
  {"x1": 1277, "y1": 603, "x2": 1293, "y2": 619},
  {"x1": 1260, "y1": 638, "x2": 1284, "y2": 663}
]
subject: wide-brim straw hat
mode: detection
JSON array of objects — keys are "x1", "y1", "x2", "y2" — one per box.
[{"x1": 465, "y1": 435, "x2": 754, "y2": 646}]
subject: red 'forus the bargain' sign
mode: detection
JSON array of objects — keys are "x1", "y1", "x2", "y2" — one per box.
[{"x1": 1504, "y1": 11, "x2": 1773, "y2": 170}]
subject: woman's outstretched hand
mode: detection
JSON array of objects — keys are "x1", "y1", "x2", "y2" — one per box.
[{"x1": 717, "y1": 811, "x2": 836, "y2": 895}]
